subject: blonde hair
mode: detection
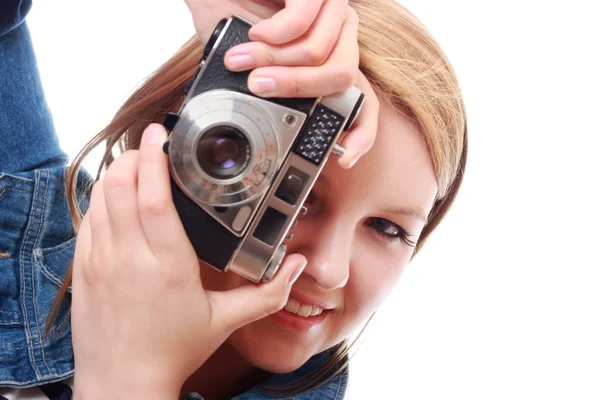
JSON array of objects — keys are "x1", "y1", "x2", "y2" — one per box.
[{"x1": 51, "y1": 0, "x2": 468, "y2": 395}]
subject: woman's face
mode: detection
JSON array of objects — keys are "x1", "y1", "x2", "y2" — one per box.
[{"x1": 199, "y1": 96, "x2": 438, "y2": 373}]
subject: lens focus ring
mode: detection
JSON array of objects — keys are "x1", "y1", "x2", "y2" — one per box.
[{"x1": 262, "y1": 244, "x2": 287, "y2": 282}]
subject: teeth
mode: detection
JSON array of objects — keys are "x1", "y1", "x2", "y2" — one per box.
[
  {"x1": 298, "y1": 305, "x2": 312, "y2": 317},
  {"x1": 283, "y1": 298, "x2": 324, "y2": 317},
  {"x1": 284, "y1": 299, "x2": 300, "y2": 314}
]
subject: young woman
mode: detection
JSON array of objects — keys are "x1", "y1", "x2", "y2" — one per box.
[{"x1": 0, "y1": 0, "x2": 467, "y2": 399}]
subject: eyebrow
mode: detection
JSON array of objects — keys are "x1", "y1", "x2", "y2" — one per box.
[
  {"x1": 381, "y1": 206, "x2": 429, "y2": 223},
  {"x1": 315, "y1": 174, "x2": 429, "y2": 222}
]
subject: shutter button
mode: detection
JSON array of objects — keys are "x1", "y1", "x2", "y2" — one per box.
[{"x1": 331, "y1": 143, "x2": 345, "y2": 157}]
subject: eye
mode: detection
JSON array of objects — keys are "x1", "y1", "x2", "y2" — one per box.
[{"x1": 365, "y1": 217, "x2": 417, "y2": 247}]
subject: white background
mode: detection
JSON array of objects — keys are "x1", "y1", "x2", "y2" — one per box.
[{"x1": 27, "y1": 1, "x2": 600, "y2": 399}]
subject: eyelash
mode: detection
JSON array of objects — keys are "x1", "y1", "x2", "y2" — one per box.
[
  {"x1": 365, "y1": 217, "x2": 417, "y2": 247},
  {"x1": 303, "y1": 193, "x2": 417, "y2": 247}
]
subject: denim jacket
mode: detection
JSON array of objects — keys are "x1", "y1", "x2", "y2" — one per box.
[{"x1": 0, "y1": 2, "x2": 348, "y2": 398}]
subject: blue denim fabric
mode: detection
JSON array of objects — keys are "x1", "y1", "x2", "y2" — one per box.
[
  {"x1": 232, "y1": 351, "x2": 349, "y2": 400},
  {"x1": 0, "y1": 2, "x2": 348, "y2": 397},
  {"x1": 0, "y1": 1, "x2": 68, "y2": 174},
  {"x1": 1, "y1": 2, "x2": 92, "y2": 387},
  {"x1": 0, "y1": 166, "x2": 90, "y2": 388}
]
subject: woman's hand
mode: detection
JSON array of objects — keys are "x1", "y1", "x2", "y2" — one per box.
[
  {"x1": 71, "y1": 124, "x2": 307, "y2": 400},
  {"x1": 184, "y1": 0, "x2": 380, "y2": 168}
]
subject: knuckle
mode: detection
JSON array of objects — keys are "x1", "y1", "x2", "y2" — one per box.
[
  {"x1": 104, "y1": 170, "x2": 132, "y2": 191},
  {"x1": 288, "y1": 18, "x2": 310, "y2": 37},
  {"x1": 80, "y1": 257, "x2": 95, "y2": 283},
  {"x1": 163, "y1": 266, "x2": 186, "y2": 288},
  {"x1": 288, "y1": 73, "x2": 302, "y2": 98},
  {"x1": 346, "y1": 6, "x2": 358, "y2": 24},
  {"x1": 302, "y1": 45, "x2": 329, "y2": 65},
  {"x1": 331, "y1": 67, "x2": 356, "y2": 89},
  {"x1": 258, "y1": 44, "x2": 277, "y2": 66},
  {"x1": 139, "y1": 196, "x2": 169, "y2": 217},
  {"x1": 104, "y1": 151, "x2": 138, "y2": 191},
  {"x1": 263, "y1": 289, "x2": 288, "y2": 315},
  {"x1": 85, "y1": 250, "x2": 110, "y2": 284}
]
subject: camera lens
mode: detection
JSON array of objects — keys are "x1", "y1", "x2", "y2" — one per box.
[{"x1": 196, "y1": 125, "x2": 251, "y2": 180}]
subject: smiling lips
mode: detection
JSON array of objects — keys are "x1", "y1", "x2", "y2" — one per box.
[
  {"x1": 270, "y1": 294, "x2": 334, "y2": 332},
  {"x1": 284, "y1": 298, "x2": 324, "y2": 317}
]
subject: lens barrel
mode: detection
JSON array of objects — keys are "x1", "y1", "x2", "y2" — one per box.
[{"x1": 196, "y1": 125, "x2": 251, "y2": 180}]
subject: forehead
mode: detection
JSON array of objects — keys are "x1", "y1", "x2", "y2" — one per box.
[{"x1": 324, "y1": 100, "x2": 438, "y2": 218}]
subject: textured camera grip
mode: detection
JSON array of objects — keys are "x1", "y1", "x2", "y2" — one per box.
[
  {"x1": 293, "y1": 104, "x2": 344, "y2": 165},
  {"x1": 191, "y1": 17, "x2": 317, "y2": 114},
  {"x1": 171, "y1": 179, "x2": 241, "y2": 270}
]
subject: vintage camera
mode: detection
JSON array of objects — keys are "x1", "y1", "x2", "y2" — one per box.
[{"x1": 162, "y1": 16, "x2": 364, "y2": 282}]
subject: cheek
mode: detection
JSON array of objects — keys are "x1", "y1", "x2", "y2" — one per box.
[{"x1": 345, "y1": 242, "x2": 413, "y2": 320}]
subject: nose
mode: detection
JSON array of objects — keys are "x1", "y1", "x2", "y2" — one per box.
[{"x1": 287, "y1": 215, "x2": 352, "y2": 290}]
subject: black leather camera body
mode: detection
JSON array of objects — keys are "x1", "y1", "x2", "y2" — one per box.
[{"x1": 162, "y1": 16, "x2": 364, "y2": 282}]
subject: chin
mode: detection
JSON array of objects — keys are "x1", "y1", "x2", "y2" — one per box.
[{"x1": 227, "y1": 318, "x2": 324, "y2": 374}]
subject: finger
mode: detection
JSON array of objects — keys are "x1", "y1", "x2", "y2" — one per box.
[
  {"x1": 338, "y1": 71, "x2": 380, "y2": 168},
  {"x1": 248, "y1": 0, "x2": 324, "y2": 44},
  {"x1": 102, "y1": 150, "x2": 146, "y2": 246},
  {"x1": 87, "y1": 180, "x2": 111, "y2": 248},
  {"x1": 137, "y1": 124, "x2": 189, "y2": 256},
  {"x1": 225, "y1": 1, "x2": 346, "y2": 71},
  {"x1": 246, "y1": 7, "x2": 359, "y2": 98},
  {"x1": 76, "y1": 181, "x2": 112, "y2": 284},
  {"x1": 72, "y1": 211, "x2": 93, "y2": 284},
  {"x1": 207, "y1": 254, "x2": 307, "y2": 333}
]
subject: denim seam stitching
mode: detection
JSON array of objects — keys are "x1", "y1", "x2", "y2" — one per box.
[
  {"x1": 0, "y1": 310, "x2": 20, "y2": 315},
  {"x1": 0, "y1": 369, "x2": 74, "y2": 388},
  {"x1": 32, "y1": 224, "x2": 74, "y2": 338},
  {"x1": 34, "y1": 244, "x2": 73, "y2": 287},
  {"x1": 20, "y1": 170, "x2": 42, "y2": 380},
  {"x1": 46, "y1": 308, "x2": 71, "y2": 340},
  {"x1": 0, "y1": 188, "x2": 31, "y2": 197},
  {"x1": 42, "y1": 241, "x2": 75, "y2": 258},
  {"x1": 31, "y1": 168, "x2": 53, "y2": 377},
  {"x1": 39, "y1": 264, "x2": 65, "y2": 288},
  {"x1": 0, "y1": 173, "x2": 35, "y2": 184}
]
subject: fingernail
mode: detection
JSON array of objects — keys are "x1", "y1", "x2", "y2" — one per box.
[
  {"x1": 288, "y1": 260, "x2": 307, "y2": 286},
  {"x1": 142, "y1": 124, "x2": 163, "y2": 145},
  {"x1": 226, "y1": 54, "x2": 255, "y2": 71},
  {"x1": 348, "y1": 149, "x2": 364, "y2": 168},
  {"x1": 341, "y1": 149, "x2": 364, "y2": 169},
  {"x1": 249, "y1": 77, "x2": 277, "y2": 96}
]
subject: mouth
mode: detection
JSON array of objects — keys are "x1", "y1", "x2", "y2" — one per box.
[
  {"x1": 283, "y1": 298, "x2": 324, "y2": 317},
  {"x1": 269, "y1": 297, "x2": 333, "y2": 332}
]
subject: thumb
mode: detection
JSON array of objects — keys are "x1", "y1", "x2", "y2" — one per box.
[{"x1": 207, "y1": 254, "x2": 307, "y2": 333}]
